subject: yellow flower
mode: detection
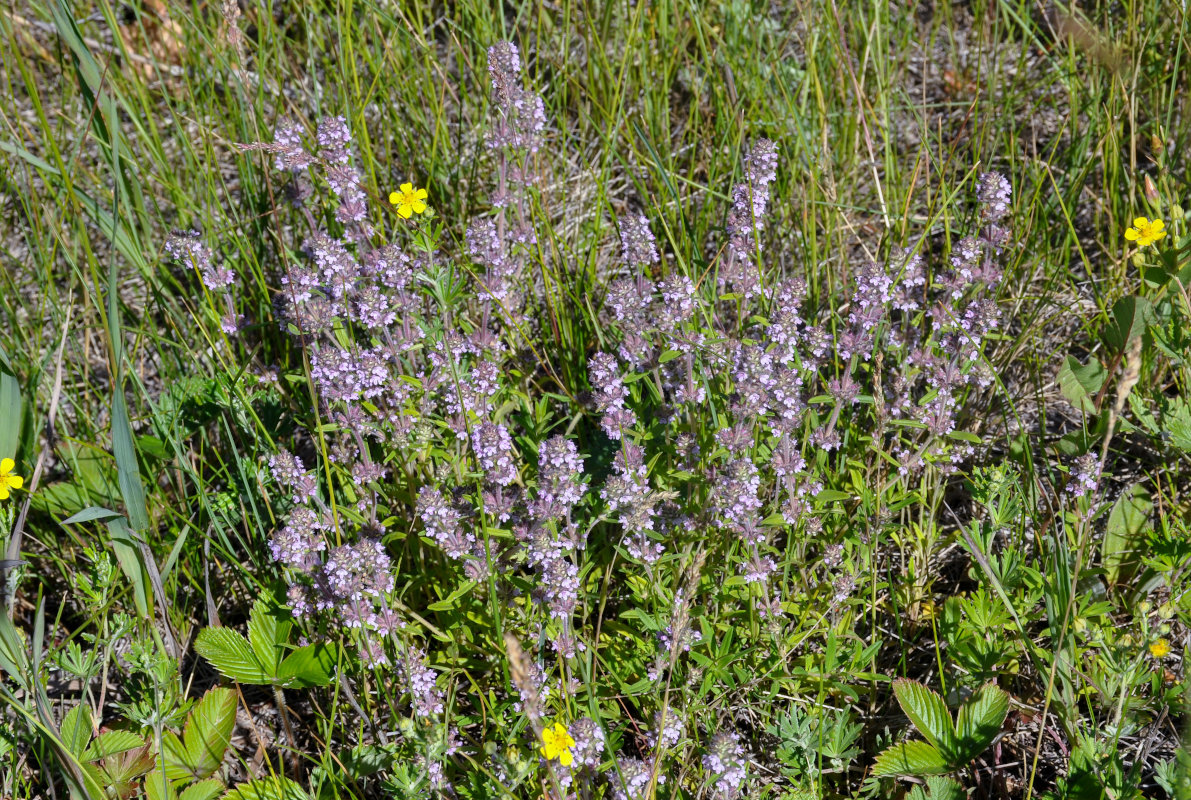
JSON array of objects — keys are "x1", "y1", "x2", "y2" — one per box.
[
  {"x1": 0, "y1": 459, "x2": 23, "y2": 501},
  {"x1": 539, "y1": 721, "x2": 575, "y2": 767},
  {"x1": 1124, "y1": 217, "x2": 1166, "y2": 247},
  {"x1": 389, "y1": 182, "x2": 428, "y2": 219},
  {"x1": 1149, "y1": 638, "x2": 1172, "y2": 658}
]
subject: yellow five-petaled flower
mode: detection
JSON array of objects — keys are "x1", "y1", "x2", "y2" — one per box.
[
  {"x1": 1149, "y1": 638, "x2": 1171, "y2": 658},
  {"x1": 0, "y1": 459, "x2": 23, "y2": 501},
  {"x1": 389, "y1": 182, "x2": 428, "y2": 219},
  {"x1": 540, "y1": 721, "x2": 575, "y2": 766},
  {"x1": 1124, "y1": 216, "x2": 1167, "y2": 247}
]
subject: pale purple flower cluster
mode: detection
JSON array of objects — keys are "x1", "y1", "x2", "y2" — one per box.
[
  {"x1": 316, "y1": 116, "x2": 371, "y2": 233},
  {"x1": 722, "y1": 138, "x2": 779, "y2": 296},
  {"x1": 531, "y1": 436, "x2": 586, "y2": 521},
  {"x1": 417, "y1": 485, "x2": 478, "y2": 561},
  {"x1": 165, "y1": 230, "x2": 235, "y2": 291},
  {"x1": 978, "y1": 171, "x2": 1012, "y2": 222},
  {"x1": 619, "y1": 214, "x2": 659, "y2": 267},
  {"x1": 611, "y1": 757, "x2": 662, "y2": 800},
  {"x1": 647, "y1": 709, "x2": 684, "y2": 750},
  {"x1": 703, "y1": 731, "x2": 747, "y2": 799},
  {"x1": 486, "y1": 41, "x2": 546, "y2": 154},
  {"x1": 269, "y1": 507, "x2": 328, "y2": 572},
  {"x1": 472, "y1": 421, "x2": 517, "y2": 486},
  {"x1": 1067, "y1": 453, "x2": 1099, "y2": 499},
  {"x1": 402, "y1": 646, "x2": 445, "y2": 718},
  {"x1": 269, "y1": 450, "x2": 318, "y2": 503},
  {"x1": 569, "y1": 717, "x2": 606, "y2": 770},
  {"x1": 589, "y1": 352, "x2": 636, "y2": 440}
]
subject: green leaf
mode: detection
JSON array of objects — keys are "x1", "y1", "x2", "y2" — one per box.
[
  {"x1": 892, "y1": 680, "x2": 955, "y2": 755},
  {"x1": 247, "y1": 597, "x2": 291, "y2": 675},
  {"x1": 1103, "y1": 484, "x2": 1152, "y2": 585},
  {"x1": 107, "y1": 517, "x2": 151, "y2": 620},
  {"x1": 0, "y1": 373, "x2": 21, "y2": 463},
  {"x1": 82, "y1": 729, "x2": 145, "y2": 762},
  {"x1": 953, "y1": 683, "x2": 1009, "y2": 764},
  {"x1": 924, "y1": 776, "x2": 966, "y2": 800},
  {"x1": 62, "y1": 506, "x2": 124, "y2": 525},
  {"x1": 1057, "y1": 356, "x2": 1106, "y2": 414},
  {"x1": 1163, "y1": 397, "x2": 1191, "y2": 452},
  {"x1": 870, "y1": 740, "x2": 950, "y2": 776},
  {"x1": 195, "y1": 628, "x2": 270, "y2": 684},
  {"x1": 1102, "y1": 295, "x2": 1154, "y2": 353},
  {"x1": 221, "y1": 776, "x2": 309, "y2": 800},
  {"x1": 60, "y1": 704, "x2": 92, "y2": 759},
  {"x1": 277, "y1": 643, "x2": 338, "y2": 688},
  {"x1": 181, "y1": 779, "x2": 226, "y2": 800},
  {"x1": 145, "y1": 770, "x2": 176, "y2": 800},
  {"x1": 182, "y1": 688, "x2": 237, "y2": 779}
]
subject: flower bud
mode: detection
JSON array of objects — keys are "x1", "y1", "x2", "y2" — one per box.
[{"x1": 1132, "y1": 252, "x2": 1145, "y2": 268}]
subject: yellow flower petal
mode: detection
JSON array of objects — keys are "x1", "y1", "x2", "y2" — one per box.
[
  {"x1": 559, "y1": 749, "x2": 574, "y2": 766},
  {"x1": 8, "y1": 476, "x2": 22, "y2": 490},
  {"x1": 1134, "y1": 217, "x2": 1150, "y2": 228},
  {"x1": 400, "y1": 182, "x2": 413, "y2": 193},
  {"x1": 412, "y1": 201, "x2": 427, "y2": 214},
  {"x1": 397, "y1": 205, "x2": 412, "y2": 219},
  {"x1": 1153, "y1": 219, "x2": 1166, "y2": 231},
  {"x1": 1125, "y1": 228, "x2": 1139, "y2": 241},
  {"x1": 0, "y1": 459, "x2": 12, "y2": 474},
  {"x1": 415, "y1": 188, "x2": 428, "y2": 200},
  {"x1": 389, "y1": 192, "x2": 401, "y2": 205},
  {"x1": 0, "y1": 486, "x2": 9, "y2": 501}
]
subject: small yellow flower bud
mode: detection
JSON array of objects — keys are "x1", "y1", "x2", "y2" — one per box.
[
  {"x1": 1139, "y1": 600, "x2": 1152, "y2": 614},
  {"x1": 1172, "y1": 204, "x2": 1185, "y2": 222},
  {"x1": 1158, "y1": 602, "x2": 1174, "y2": 619},
  {"x1": 1132, "y1": 252, "x2": 1145, "y2": 268}
]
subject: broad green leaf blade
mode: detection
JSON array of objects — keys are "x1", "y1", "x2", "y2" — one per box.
[
  {"x1": 277, "y1": 643, "x2": 339, "y2": 688},
  {"x1": 892, "y1": 679, "x2": 954, "y2": 755},
  {"x1": 60, "y1": 704, "x2": 92, "y2": 759},
  {"x1": 82, "y1": 729, "x2": 145, "y2": 762},
  {"x1": 1102, "y1": 295, "x2": 1154, "y2": 353},
  {"x1": 1057, "y1": 356, "x2": 1106, "y2": 415},
  {"x1": 107, "y1": 517, "x2": 151, "y2": 619},
  {"x1": 145, "y1": 770, "x2": 177, "y2": 800},
  {"x1": 870, "y1": 740, "x2": 950, "y2": 777},
  {"x1": 924, "y1": 776, "x2": 966, "y2": 800},
  {"x1": 180, "y1": 779, "x2": 225, "y2": 800},
  {"x1": 162, "y1": 730, "x2": 194, "y2": 782},
  {"x1": 220, "y1": 776, "x2": 309, "y2": 800},
  {"x1": 182, "y1": 688, "x2": 237, "y2": 779},
  {"x1": 0, "y1": 373, "x2": 21, "y2": 463},
  {"x1": 247, "y1": 597, "x2": 291, "y2": 675},
  {"x1": 62, "y1": 506, "x2": 123, "y2": 525},
  {"x1": 195, "y1": 628, "x2": 270, "y2": 684},
  {"x1": 1103, "y1": 484, "x2": 1152, "y2": 585},
  {"x1": 953, "y1": 683, "x2": 1010, "y2": 764}
]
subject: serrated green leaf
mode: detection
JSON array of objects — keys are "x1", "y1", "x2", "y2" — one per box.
[
  {"x1": 924, "y1": 776, "x2": 966, "y2": 800},
  {"x1": 1103, "y1": 484, "x2": 1152, "y2": 585},
  {"x1": 247, "y1": 597, "x2": 291, "y2": 675},
  {"x1": 277, "y1": 642, "x2": 338, "y2": 688},
  {"x1": 221, "y1": 776, "x2": 309, "y2": 800},
  {"x1": 870, "y1": 740, "x2": 950, "y2": 776},
  {"x1": 183, "y1": 687, "x2": 237, "y2": 779},
  {"x1": 195, "y1": 628, "x2": 270, "y2": 684},
  {"x1": 1163, "y1": 397, "x2": 1191, "y2": 451},
  {"x1": 60, "y1": 703, "x2": 92, "y2": 759},
  {"x1": 145, "y1": 770, "x2": 177, "y2": 800},
  {"x1": 892, "y1": 679, "x2": 955, "y2": 756},
  {"x1": 953, "y1": 683, "x2": 1009, "y2": 764},
  {"x1": 181, "y1": 779, "x2": 225, "y2": 800},
  {"x1": 82, "y1": 729, "x2": 145, "y2": 762},
  {"x1": 162, "y1": 731, "x2": 193, "y2": 782}
]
